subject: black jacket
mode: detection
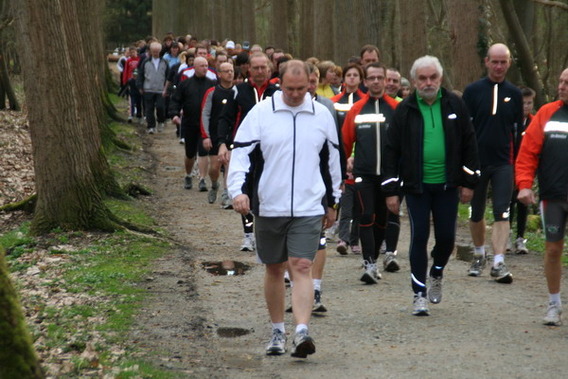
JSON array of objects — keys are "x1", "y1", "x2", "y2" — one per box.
[
  {"x1": 217, "y1": 81, "x2": 280, "y2": 146},
  {"x1": 168, "y1": 75, "x2": 215, "y2": 127},
  {"x1": 382, "y1": 88, "x2": 480, "y2": 195}
]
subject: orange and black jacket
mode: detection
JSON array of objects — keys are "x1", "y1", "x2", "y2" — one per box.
[{"x1": 516, "y1": 100, "x2": 568, "y2": 200}]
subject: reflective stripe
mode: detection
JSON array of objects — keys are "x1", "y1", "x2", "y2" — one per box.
[
  {"x1": 334, "y1": 103, "x2": 352, "y2": 112},
  {"x1": 354, "y1": 113, "x2": 385, "y2": 124},
  {"x1": 381, "y1": 177, "x2": 398, "y2": 186},
  {"x1": 411, "y1": 273, "x2": 425, "y2": 288},
  {"x1": 544, "y1": 121, "x2": 568, "y2": 133}
]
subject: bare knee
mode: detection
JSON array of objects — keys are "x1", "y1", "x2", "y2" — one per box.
[{"x1": 288, "y1": 257, "x2": 312, "y2": 276}]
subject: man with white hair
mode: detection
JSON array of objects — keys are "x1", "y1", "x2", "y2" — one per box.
[
  {"x1": 136, "y1": 41, "x2": 169, "y2": 134},
  {"x1": 383, "y1": 55, "x2": 479, "y2": 316}
]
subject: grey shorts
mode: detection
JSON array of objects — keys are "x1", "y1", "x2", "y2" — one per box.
[
  {"x1": 541, "y1": 200, "x2": 568, "y2": 242},
  {"x1": 254, "y1": 215, "x2": 322, "y2": 264}
]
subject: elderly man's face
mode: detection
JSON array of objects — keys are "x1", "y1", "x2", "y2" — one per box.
[
  {"x1": 414, "y1": 65, "x2": 442, "y2": 102},
  {"x1": 559, "y1": 68, "x2": 568, "y2": 104},
  {"x1": 249, "y1": 56, "x2": 270, "y2": 84}
]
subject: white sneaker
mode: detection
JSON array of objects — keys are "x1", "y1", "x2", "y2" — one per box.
[
  {"x1": 157, "y1": 122, "x2": 164, "y2": 132},
  {"x1": 147, "y1": 128, "x2": 156, "y2": 134},
  {"x1": 240, "y1": 233, "x2": 255, "y2": 251},
  {"x1": 543, "y1": 302, "x2": 562, "y2": 326},
  {"x1": 179, "y1": 138, "x2": 185, "y2": 144},
  {"x1": 412, "y1": 293, "x2": 430, "y2": 316},
  {"x1": 360, "y1": 261, "x2": 380, "y2": 284}
]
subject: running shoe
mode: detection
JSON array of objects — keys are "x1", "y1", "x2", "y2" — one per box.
[
  {"x1": 490, "y1": 262, "x2": 513, "y2": 284},
  {"x1": 266, "y1": 329, "x2": 286, "y2": 355},
  {"x1": 543, "y1": 302, "x2": 562, "y2": 326},
  {"x1": 427, "y1": 276, "x2": 443, "y2": 304},
  {"x1": 336, "y1": 240, "x2": 348, "y2": 255},
  {"x1": 383, "y1": 251, "x2": 401, "y2": 272},
  {"x1": 468, "y1": 255, "x2": 486, "y2": 277},
  {"x1": 514, "y1": 237, "x2": 528, "y2": 254},
  {"x1": 290, "y1": 329, "x2": 315, "y2": 358},
  {"x1": 360, "y1": 261, "x2": 380, "y2": 284},
  {"x1": 220, "y1": 189, "x2": 233, "y2": 209},
  {"x1": 313, "y1": 290, "x2": 327, "y2": 312},
  {"x1": 184, "y1": 176, "x2": 192, "y2": 190},
  {"x1": 198, "y1": 178, "x2": 208, "y2": 192},
  {"x1": 208, "y1": 183, "x2": 219, "y2": 204},
  {"x1": 240, "y1": 233, "x2": 255, "y2": 251},
  {"x1": 127, "y1": 116, "x2": 133, "y2": 123},
  {"x1": 412, "y1": 293, "x2": 430, "y2": 316},
  {"x1": 157, "y1": 122, "x2": 164, "y2": 132},
  {"x1": 147, "y1": 128, "x2": 156, "y2": 134},
  {"x1": 179, "y1": 138, "x2": 185, "y2": 144}
]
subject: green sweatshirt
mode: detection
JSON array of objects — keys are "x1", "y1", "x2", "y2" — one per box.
[{"x1": 417, "y1": 91, "x2": 446, "y2": 184}]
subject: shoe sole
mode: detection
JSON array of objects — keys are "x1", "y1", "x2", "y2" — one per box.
[
  {"x1": 515, "y1": 250, "x2": 528, "y2": 255},
  {"x1": 291, "y1": 337, "x2": 315, "y2": 358},
  {"x1": 428, "y1": 294, "x2": 442, "y2": 304},
  {"x1": 360, "y1": 272, "x2": 378, "y2": 284},
  {"x1": 313, "y1": 304, "x2": 327, "y2": 312},
  {"x1": 336, "y1": 245, "x2": 348, "y2": 255},
  {"x1": 543, "y1": 319, "x2": 562, "y2": 326},
  {"x1": 413, "y1": 310, "x2": 430, "y2": 316},
  {"x1": 468, "y1": 271, "x2": 482, "y2": 277},
  {"x1": 384, "y1": 261, "x2": 400, "y2": 272},
  {"x1": 494, "y1": 273, "x2": 513, "y2": 284},
  {"x1": 266, "y1": 347, "x2": 286, "y2": 355},
  {"x1": 241, "y1": 247, "x2": 254, "y2": 252},
  {"x1": 199, "y1": 187, "x2": 208, "y2": 192}
]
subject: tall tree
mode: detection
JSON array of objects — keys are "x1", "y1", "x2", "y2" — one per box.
[
  {"x1": 15, "y1": 0, "x2": 119, "y2": 233},
  {"x1": 499, "y1": 0, "x2": 546, "y2": 107},
  {"x1": 0, "y1": 249, "x2": 44, "y2": 378},
  {"x1": 0, "y1": 0, "x2": 19, "y2": 110}
]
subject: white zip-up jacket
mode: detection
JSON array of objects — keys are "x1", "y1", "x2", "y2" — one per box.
[{"x1": 228, "y1": 91, "x2": 342, "y2": 217}]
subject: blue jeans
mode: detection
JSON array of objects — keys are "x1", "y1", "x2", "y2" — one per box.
[{"x1": 406, "y1": 183, "x2": 458, "y2": 294}]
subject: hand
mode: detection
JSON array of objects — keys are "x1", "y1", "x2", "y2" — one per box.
[
  {"x1": 459, "y1": 187, "x2": 474, "y2": 203},
  {"x1": 347, "y1": 156, "x2": 354, "y2": 173},
  {"x1": 218, "y1": 144, "x2": 231, "y2": 165},
  {"x1": 202, "y1": 138, "x2": 212, "y2": 151},
  {"x1": 386, "y1": 196, "x2": 400, "y2": 215},
  {"x1": 518, "y1": 188, "x2": 536, "y2": 206},
  {"x1": 172, "y1": 116, "x2": 181, "y2": 125},
  {"x1": 324, "y1": 207, "x2": 337, "y2": 229},
  {"x1": 233, "y1": 194, "x2": 250, "y2": 215}
]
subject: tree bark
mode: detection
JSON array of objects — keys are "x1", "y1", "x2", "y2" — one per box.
[
  {"x1": 498, "y1": 0, "x2": 546, "y2": 107},
  {"x1": 0, "y1": 249, "x2": 44, "y2": 378},
  {"x1": 15, "y1": 0, "x2": 118, "y2": 234}
]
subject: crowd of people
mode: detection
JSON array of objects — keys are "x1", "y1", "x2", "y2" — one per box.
[{"x1": 117, "y1": 33, "x2": 568, "y2": 359}]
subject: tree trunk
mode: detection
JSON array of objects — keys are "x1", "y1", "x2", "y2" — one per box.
[
  {"x1": 498, "y1": 0, "x2": 546, "y2": 107},
  {"x1": 15, "y1": 0, "x2": 118, "y2": 234},
  {"x1": 0, "y1": 249, "x2": 44, "y2": 378}
]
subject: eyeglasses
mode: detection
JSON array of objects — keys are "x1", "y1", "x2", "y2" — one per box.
[{"x1": 366, "y1": 76, "x2": 384, "y2": 82}]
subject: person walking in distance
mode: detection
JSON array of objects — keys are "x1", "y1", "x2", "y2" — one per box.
[
  {"x1": 342, "y1": 62, "x2": 400, "y2": 284},
  {"x1": 227, "y1": 60, "x2": 341, "y2": 357},
  {"x1": 218, "y1": 52, "x2": 280, "y2": 251},
  {"x1": 463, "y1": 43, "x2": 523, "y2": 283},
  {"x1": 516, "y1": 68, "x2": 568, "y2": 326},
  {"x1": 383, "y1": 55, "x2": 479, "y2": 316}
]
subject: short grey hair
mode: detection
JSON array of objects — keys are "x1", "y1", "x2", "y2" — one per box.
[{"x1": 410, "y1": 56, "x2": 443, "y2": 80}]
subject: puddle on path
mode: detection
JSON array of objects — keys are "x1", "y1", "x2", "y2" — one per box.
[
  {"x1": 455, "y1": 244, "x2": 473, "y2": 262},
  {"x1": 217, "y1": 327, "x2": 252, "y2": 338},
  {"x1": 202, "y1": 260, "x2": 250, "y2": 276}
]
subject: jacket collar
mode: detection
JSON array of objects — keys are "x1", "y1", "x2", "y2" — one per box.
[{"x1": 271, "y1": 91, "x2": 315, "y2": 114}]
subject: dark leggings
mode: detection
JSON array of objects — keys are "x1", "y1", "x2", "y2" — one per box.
[
  {"x1": 406, "y1": 184, "x2": 458, "y2": 295},
  {"x1": 242, "y1": 213, "x2": 254, "y2": 234},
  {"x1": 355, "y1": 177, "x2": 387, "y2": 264},
  {"x1": 510, "y1": 189, "x2": 528, "y2": 238},
  {"x1": 384, "y1": 195, "x2": 403, "y2": 252}
]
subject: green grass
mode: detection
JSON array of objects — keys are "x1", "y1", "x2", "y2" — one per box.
[{"x1": 0, "y1": 106, "x2": 178, "y2": 377}]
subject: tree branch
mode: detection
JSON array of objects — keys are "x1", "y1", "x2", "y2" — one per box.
[{"x1": 531, "y1": 0, "x2": 568, "y2": 11}]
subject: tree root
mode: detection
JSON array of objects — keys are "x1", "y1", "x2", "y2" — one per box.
[
  {"x1": 123, "y1": 183, "x2": 152, "y2": 198},
  {"x1": 0, "y1": 194, "x2": 36, "y2": 213}
]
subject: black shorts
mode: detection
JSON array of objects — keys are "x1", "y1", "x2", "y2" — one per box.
[
  {"x1": 541, "y1": 200, "x2": 568, "y2": 242},
  {"x1": 470, "y1": 165, "x2": 513, "y2": 222}
]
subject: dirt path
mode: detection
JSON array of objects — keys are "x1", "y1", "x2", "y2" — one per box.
[{"x1": 132, "y1": 123, "x2": 568, "y2": 378}]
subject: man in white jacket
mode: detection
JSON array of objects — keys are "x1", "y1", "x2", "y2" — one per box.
[{"x1": 227, "y1": 60, "x2": 342, "y2": 359}]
